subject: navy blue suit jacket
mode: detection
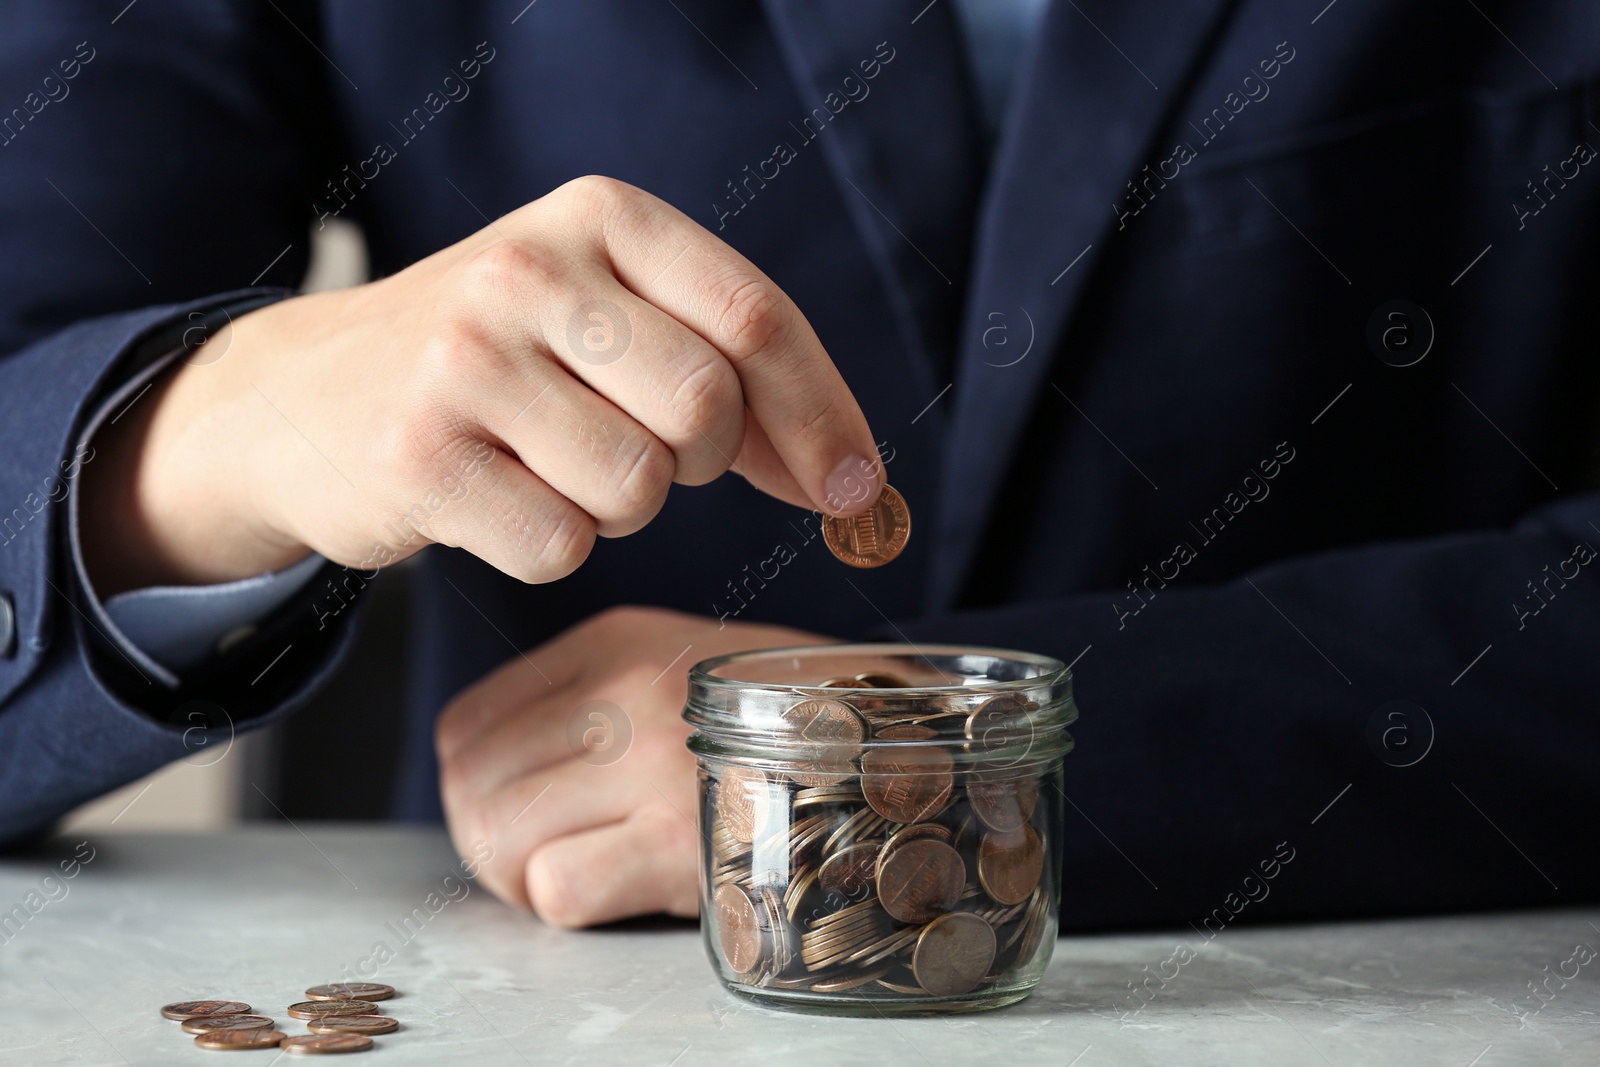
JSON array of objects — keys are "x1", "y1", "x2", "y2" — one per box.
[{"x1": 1, "y1": 1, "x2": 1596, "y2": 929}]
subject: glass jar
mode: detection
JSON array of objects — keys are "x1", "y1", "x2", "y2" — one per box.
[{"x1": 684, "y1": 643, "x2": 1076, "y2": 1015}]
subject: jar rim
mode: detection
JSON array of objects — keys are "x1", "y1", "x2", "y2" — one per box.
[
  {"x1": 687, "y1": 642, "x2": 1072, "y2": 695},
  {"x1": 684, "y1": 643, "x2": 1076, "y2": 759}
]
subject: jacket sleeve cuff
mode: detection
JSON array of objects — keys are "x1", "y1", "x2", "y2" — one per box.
[{"x1": 63, "y1": 307, "x2": 328, "y2": 683}]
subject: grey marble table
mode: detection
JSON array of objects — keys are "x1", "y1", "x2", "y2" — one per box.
[{"x1": 1, "y1": 826, "x2": 1596, "y2": 1066}]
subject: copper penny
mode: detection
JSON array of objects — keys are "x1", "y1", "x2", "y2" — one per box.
[
  {"x1": 793, "y1": 784, "x2": 864, "y2": 808},
  {"x1": 714, "y1": 765, "x2": 774, "y2": 844},
  {"x1": 161, "y1": 1001, "x2": 251, "y2": 1021},
  {"x1": 193, "y1": 1029, "x2": 287, "y2": 1050},
  {"x1": 852, "y1": 671, "x2": 912, "y2": 688},
  {"x1": 878, "y1": 822, "x2": 953, "y2": 879},
  {"x1": 782, "y1": 698, "x2": 866, "y2": 743},
  {"x1": 912, "y1": 912, "x2": 997, "y2": 996},
  {"x1": 821, "y1": 484, "x2": 911, "y2": 568},
  {"x1": 808, "y1": 898, "x2": 879, "y2": 928},
  {"x1": 977, "y1": 824, "x2": 1044, "y2": 905},
  {"x1": 884, "y1": 821, "x2": 952, "y2": 849},
  {"x1": 280, "y1": 1034, "x2": 374, "y2": 1055},
  {"x1": 307, "y1": 1015, "x2": 399, "y2": 1035},
  {"x1": 713, "y1": 883, "x2": 765, "y2": 975},
  {"x1": 818, "y1": 841, "x2": 881, "y2": 901},
  {"x1": 782, "y1": 698, "x2": 866, "y2": 786},
  {"x1": 1008, "y1": 888, "x2": 1051, "y2": 968},
  {"x1": 967, "y1": 775, "x2": 1039, "y2": 833},
  {"x1": 182, "y1": 1015, "x2": 276, "y2": 1034},
  {"x1": 964, "y1": 694, "x2": 1033, "y2": 750},
  {"x1": 287, "y1": 1000, "x2": 378, "y2": 1020},
  {"x1": 873, "y1": 723, "x2": 938, "y2": 741},
  {"x1": 756, "y1": 886, "x2": 796, "y2": 976},
  {"x1": 801, "y1": 908, "x2": 892, "y2": 967},
  {"x1": 304, "y1": 983, "x2": 394, "y2": 1002},
  {"x1": 876, "y1": 973, "x2": 928, "y2": 995},
  {"x1": 822, "y1": 808, "x2": 888, "y2": 854},
  {"x1": 810, "y1": 967, "x2": 890, "y2": 993},
  {"x1": 875, "y1": 838, "x2": 964, "y2": 924},
  {"x1": 783, "y1": 867, "x2": 821, "y2": 923},
  {"x1": 860, "y1": 745, "x2": 953, "y2": 824}
]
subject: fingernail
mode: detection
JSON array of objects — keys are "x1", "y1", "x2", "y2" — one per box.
[{"x1": 823, "y1": 453, "x2": 882, "y2": 516}]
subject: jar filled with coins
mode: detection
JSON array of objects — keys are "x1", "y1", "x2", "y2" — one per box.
[{"x1": 684, "y1": 644, "x2": 1075, "y2": 1014}]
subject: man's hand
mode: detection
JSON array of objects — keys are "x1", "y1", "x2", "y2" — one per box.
[
  {"x1": 82, "y1": 176, "x2": 883, "y2": 594},
  {"x1": 435, "y1": 605, "x2": 834, "y2": 928}
]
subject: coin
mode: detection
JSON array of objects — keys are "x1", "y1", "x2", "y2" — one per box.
[
  {"x1": 977, "y1": 824, "x2": 1044, "y2": 906},
  {"x1": 305, "y1": 983, "x2": 394, "y2": 1002},
  {"x1": 818, "y1": 841, "x2": 881, "y2": 901},
  {"x1": 711, "y1": 857, "x2": 753, "y2": 889},
  {"x1": 876, "y1": 973, "x2": 927, "y2": 995},
  {"x1": 872, "y1": 722, "x2": 938, "y2": 741},
  {"x1": 1007, "y1": 887, "x2": 1051, "y2": 969},
  {"x1": 784, "y1": 866, "x2": 822, "y2": 923},
  {"x1": 756, "y1": 886, "x2": 796, "y2": 977},
  {"x1": 161, "y1": 1000, "x2": 252, "y2": 1021},
  {"x1": 802, "y1": 913, "x2": 888, "y2": 965},
  {"x1": 287, "y1": 1000, "x2": 378, "y2": 1019},
  {"x1": 822, "y1": 807, "x2": 888, "y2": 854},
  {"x1": 968, "y1": 775, "x2": 1039, "y2": 833},
  {"x1": 883, "y1": 821, "x2": 952, "y2": 851},
  {"x1": 785, "y1": 813, "x2": 836, "y2": 866},
  {"x1": 965, "y1": 694, "x2": 1032, "y2": 749},
  {"x1": 860, "y1": 745, "x2": 953, "y2": 824},
  {"x1": 852, "y1": 672, "x2": 912, "y2": 688},
  {"x1": 307, "y1": 1016, "x2": 399, "y2": 1035},
  {"x1": 715, "y1": 766, "x2": 774, "y2": 843},
  {"x1": 711, "y1": 821, "x2": 751, "y2": 864},
  {"x1": 878, "y1": 822, "x2": 953, "y2": 880},
  {"x1": 810, "y1": 967, "x2": 890, "y2": 993},
  {"x1": 808, "y1": 898, "x2": 880, "y2": 928},
  {"x1": 280, "y1": 1034, "x2": 373, "y2": 1055},
  {"x1": 193, "y1": 1029, "x2": 287, "y2": 1050},
  {"x1": 782, "y1": 698, "x2": 866, "y2": 786},
  {"x1": 913, "y1": 912, "x2": 997, "y2": 996},
  {"x1": 801, "y1": 920, "x2": 884, "y2": 961},
  {"x1": 793, "y1": 784, "x2": 864, "y2": 809},
  {"x1": 849, "y1": 925, "x2": 921, "y2": 968},
  {"x1": 782, "y1": 698, "x2": 867, "y2": 743},
  {"x1": 182, "y1": 1015, "x2": 276, "y2": 1034},
  {"x1": 821, "y1": 484, "x2": 911, "y2": 568},
  {"x1": 975, "y1": 896, "x2": 1028, "y2": 930},
  {"x1": 876, "y1": 838, "x2": 964, "y2": 924},
  {"x1": 714, "y1": 883, "x2": 766, "y2": 976},
  {"x1": 801, "y1": 908, "x2": 891, "y2": 968}
]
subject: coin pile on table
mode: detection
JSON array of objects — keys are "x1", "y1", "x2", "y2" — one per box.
[
  {"x1": 160, "y1": 982, "x2": 399, "y2": 1053},
  {"x1": 707, "y1": 672, "x2": 1053, "y2": 1001}
]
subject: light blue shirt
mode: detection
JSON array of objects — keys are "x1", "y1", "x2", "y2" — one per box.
[{"x1": 952, "y1": 0, "x2": 1052, "y2": 138}]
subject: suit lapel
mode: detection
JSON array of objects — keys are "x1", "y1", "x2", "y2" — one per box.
[
  {"x1": 759, "y1": 0, "x2": 985, "y2": 397},
  {"x1": 928, "y1": 0, "x2": 1242, "y2": 609}
]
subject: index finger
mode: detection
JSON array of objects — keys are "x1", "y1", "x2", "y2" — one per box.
[{"x1": 562, "y1": 176, "x2": 884, "y2": 516}]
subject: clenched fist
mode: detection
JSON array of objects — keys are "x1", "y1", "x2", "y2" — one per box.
[{"x1": 436, "y1": 605, "x2": 835, "y2": 928}]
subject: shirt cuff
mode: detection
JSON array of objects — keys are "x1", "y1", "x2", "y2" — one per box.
[
  {"x1": 67, "y1": 313, "x2": 325, "y2": 685},
  {"x1": 101, "y1": 553, "x2": 325, "y2": 677}
]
